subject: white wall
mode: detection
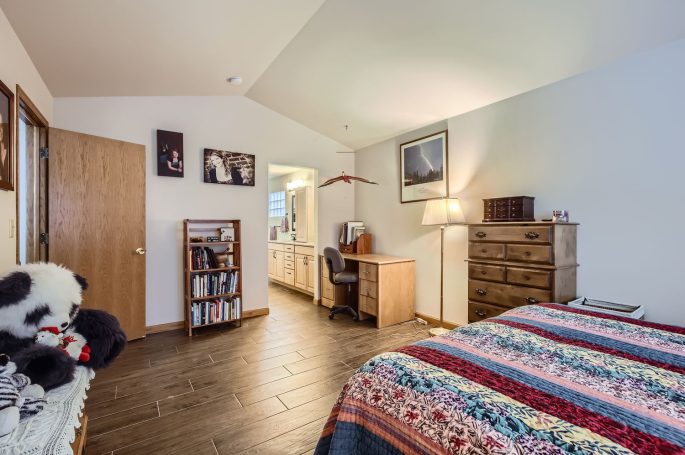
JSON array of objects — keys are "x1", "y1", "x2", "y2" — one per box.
[
  {"x1": 0, "y1": 8, "x2": 53, "y2": 271},
  {"x1": 54, "y1": 96, "x2": 353, "y2": 326},
  {"x1": 356, "y1": 37, "x2": 685, "y2": 327}
]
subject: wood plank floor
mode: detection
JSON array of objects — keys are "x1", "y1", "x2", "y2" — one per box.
[{"x1": 85, "y1": 283, "x2": 431, "y2": 454}]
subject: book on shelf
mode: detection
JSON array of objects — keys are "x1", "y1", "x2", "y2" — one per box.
[
  {"x1": 191, "y1": 247, "x2": 220, "y2": 270},
  {"x1": 190, "y1": 297, "x2": 241, "y2": 326},
  {"x1": 191, "y1": 271, "x2": 239, "y2": 298}
]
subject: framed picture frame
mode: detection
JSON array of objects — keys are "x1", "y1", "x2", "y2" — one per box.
[
  {"x1": 203, "y1": 148, "x2": 255, "y2": 186},
  {"x1": 0, "y1": 79, "x2": 15, "y2": 191},
  {"x1": 156, "y1": 130, "x2": 184, "y2": 177},
  {"x1": 399, "y1": 130, "x2": 447, "y2": 203}
]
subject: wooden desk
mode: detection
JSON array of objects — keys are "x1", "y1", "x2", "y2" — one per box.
[{"x1": 320, "y1": 253, "x2": 415, "y2": 328}]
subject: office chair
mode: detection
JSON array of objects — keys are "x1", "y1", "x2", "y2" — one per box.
[{"x1": 323, "y1": 247, "x2": 359, "y2": 321}]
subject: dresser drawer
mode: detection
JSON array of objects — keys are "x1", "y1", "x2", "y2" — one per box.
[
  {"x1": 283, "y1": 268, "x2": 295, "y2": 285},
  {"x1": 506, "y1": 244, "x2": 552, "y2": 264},
  {"x1": 506, "y1": 267, "x2": 552, "y2": 289},
  {"x1": 469, "y1": 242, "x2": 506, "y2": 260},
  {"x1": 469, "y1": 279, "x2": 551, "y2": 308},
  {"x1": 469, "y1": 226, "x2": 551, "y2": 243},
  {"x1": 468, "y1": 263, "x2": 505, "y2": 282},
  {"x1": 359, "y1": 295, "x2": 378, "y2": 316},
  {"x1": 284, "y1": 260, "x2": 295, "y2": 270},
  {"x1": 321, "y1": 278, "x2": 335, "y2": 300},
  {"x1": 359, "y1": 263, "x2": 378, "y2": 282},
  {"x1": 359, "y1": 279, "x2": 377, "y2": 298},
  {"x1": 295, "y1": 245, "x2": 314, "y2": 256},
  {"x1": 284, "y1": 244, "x2": 295, "y2": 253},
  {"x1": 284, "y1": 252, "x2": 294, "y2": 261},
  {"x1": 468, "y1": 301, "x2": 508, "y2": 323}
]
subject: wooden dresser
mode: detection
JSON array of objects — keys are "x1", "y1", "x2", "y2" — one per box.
[{"x1": 467, "y1": 222, "x2": 578, "y2": 323}]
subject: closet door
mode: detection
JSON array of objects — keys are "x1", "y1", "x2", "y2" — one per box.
[{"x1": 48, "y1": 128, "x2": 146, "y2": 340}]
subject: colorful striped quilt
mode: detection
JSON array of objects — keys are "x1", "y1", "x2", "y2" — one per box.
[{"x1": 315, "y1": 303, "x2": 685, "y2": 454}]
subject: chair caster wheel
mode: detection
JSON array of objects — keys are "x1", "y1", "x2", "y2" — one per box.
[
  {"x1": 353, "y1": 315, "x2": 359, "y2": 321},
  {"x1": 329, "y1": 314, "x2": 334, "y2": 320}
]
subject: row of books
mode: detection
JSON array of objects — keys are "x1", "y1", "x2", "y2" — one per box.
[
  {"x1": 191, "y1": 247, "x2": 219, "y2": 270},
  {"x1": 190, "y1": 298, "x2": 241, "y2": 326},
  {"x1": 191, "y1": 271, "x2": 239, "y2": 297}
]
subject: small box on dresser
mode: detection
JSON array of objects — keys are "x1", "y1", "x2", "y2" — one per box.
[{"x1": 467, "y1": 222, "x2": 578, "y2": 323}]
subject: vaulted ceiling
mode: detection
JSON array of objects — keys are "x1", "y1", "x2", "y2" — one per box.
[{"x1": 2, "y1": 0, "x2": 685, "y2": 149}]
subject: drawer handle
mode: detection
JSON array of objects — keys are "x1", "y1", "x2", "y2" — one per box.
[
  {"x1": 476, "y1": 288, "x2": 487, "y2": 296},
  {"x1": 524, "y1": 231, "x2": 540, "y2": 240},
  {"x1": 475, "y1": 309, "x2": 487, "y2": 317},
  {"x1": 481, "y1": 249, "x2": 487, "y2": 254},
  {"x1": 475, "y1": 231, "x2": 487, "y2": 239},
  {"x1": 526, "y1": 297, "x2": 539, "y2": 304},
  {"x1": 524, "y1": 251, "x2": 531, "y2": 256},
  {"x1": 480, "y1": 270, "x2": 487, "y2": 275}
]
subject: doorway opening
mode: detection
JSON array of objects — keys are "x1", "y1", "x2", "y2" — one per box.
[
  {"x1": 267, "y1": 164, "x2": 319, "y2": 307},
  {"x1": 16, "y1": 85, "x2": 48, "y2": 264}
]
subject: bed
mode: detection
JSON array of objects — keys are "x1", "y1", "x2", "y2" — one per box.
[
  {"x1": 315, "y1": 303, "x2": 685, "y2": 454},
  {"x1": 0, "y1": 366, "x2": 93, "y2": 455}
]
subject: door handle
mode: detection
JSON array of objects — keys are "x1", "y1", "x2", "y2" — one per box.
[{"x1": 135, "y1": 248, "x2": 146, "y2": 255}]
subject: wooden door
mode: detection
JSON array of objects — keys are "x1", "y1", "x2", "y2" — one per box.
[
  {"x1": 274, "y1": 251, "x2": 284, "y2": 280},
  {"x1": 294, "y1": 254, "x2": 307, "y2": 289},
  {"x1": 48, "y1": 128, "x2": 146, "y2": 340},
  {"x1": 306, "y1": 255, "x2": 315, "y2": 293}
]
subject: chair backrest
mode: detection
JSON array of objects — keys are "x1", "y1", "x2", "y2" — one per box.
[{"x1": 323, "y1": 247, "x2": 345, "y2": 275}]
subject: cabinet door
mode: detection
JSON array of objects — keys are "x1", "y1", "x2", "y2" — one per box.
[
  {"x1": 275, "y1": 251, "x2": 285, "y2": 279},
  {"x1": 306, "y1": 255, "x2": 316, "y2": 293},
  {"x1": 294, "y1": 188, "x2": 308, "y2": 242},
  {"x1": 267, "y1": 250, "x2": 276, "y2": 278},
  {"x1": 294, "y1": 254, "x2": 307, "y2": 289}
]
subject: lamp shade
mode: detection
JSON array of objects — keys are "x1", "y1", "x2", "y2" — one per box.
[{"x1": 422, "y1": 198, "x2": 466, "y2": 226}]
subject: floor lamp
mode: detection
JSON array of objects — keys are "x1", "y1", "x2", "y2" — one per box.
[{"x1": 422, "y1": 198, "x2": 466, "y2": 336}]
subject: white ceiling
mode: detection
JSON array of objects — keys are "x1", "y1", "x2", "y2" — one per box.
[{"x1": 3, "y1": 0, "x2": 685, "y2": 149}]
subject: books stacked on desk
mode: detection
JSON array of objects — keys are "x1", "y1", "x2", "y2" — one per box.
[{"x1": 340, "y1": 221, "x2": 365, "y2": 245}]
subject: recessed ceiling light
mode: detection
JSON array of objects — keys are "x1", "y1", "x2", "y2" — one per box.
[{"x1": 227, "y1": 76, "x2": 243, "y2": 85}]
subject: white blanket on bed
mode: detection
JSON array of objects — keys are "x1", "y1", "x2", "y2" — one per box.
[{"x1": 0, "y1": 367, "x2": 94, "y2": 455}]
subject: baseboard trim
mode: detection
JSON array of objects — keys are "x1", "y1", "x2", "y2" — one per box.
[
  {"x1": 415, "y1": 312, "x2": 460, "y2": 330},
  {"x1": 242, "y1": 307, "x2": 270, "y2": 318},
  {"x1": 146, "y1": 321, "x2": 184, "y2": 334},
  {"x1": 145, "y1": 308, "x2": 270, "y2": 335}
]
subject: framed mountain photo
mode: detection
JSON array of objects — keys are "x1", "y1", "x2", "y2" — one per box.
[{"x1": 400, "y1": 130, "x2": 447, "y2": 203}]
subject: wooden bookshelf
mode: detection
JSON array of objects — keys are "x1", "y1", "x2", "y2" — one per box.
[{"x1": 183, "y1": 219, "x2": 242, "y2": 336}]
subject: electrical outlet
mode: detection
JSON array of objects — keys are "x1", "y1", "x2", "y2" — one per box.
[{"x1": 9, "y1": 218, "x2": 15, "y2": 239}]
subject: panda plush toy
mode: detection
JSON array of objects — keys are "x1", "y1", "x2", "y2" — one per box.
[{"x1": 0, "y1": 263, "x2": 127, "y2": 391}]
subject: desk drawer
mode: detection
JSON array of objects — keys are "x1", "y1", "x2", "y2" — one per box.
[
  {"x1": 359, "y1": 279, "x2": 377, "y2": 299},
  {"x1": 469, "y1": 226, "x2": 551, "y2": 243},
  {"x1": 283, "y1": 268, "x2": 295, "y2": 285},
  {"x1": 506, "y1": 244, "x2": 552, "y2": 264},
  {"x1": 359, "y1": 263, "x2": 378, "y2": 282},
  {"x1": 359, "y1": 295, "x2": 378, "y2": 316},
  {"x1": 284, "y1": 252, "x2": 294, "y2": 262},
  {"x1": 284, "y1": 260, "x2": 295, "y2": 270},
  {"x1": 469, "y1": 301, "x2": 508, "y2": 323},
  {"x1": 506, "y1": 267, "x2": 552, "y2": 289},
  {"x1": 469, "y1": 242, "x2": 505, "y2": 260},
  {"x1": 468, "y1": 263, "x2": 505, "y2": 282},
  {"x1": 321, "y1": 279, "x2": 335, "y2": 300},
  {"x1": 469, "y1": 279, "x2": 551, "y2": 308}
]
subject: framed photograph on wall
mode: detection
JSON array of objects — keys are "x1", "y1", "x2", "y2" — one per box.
[
  {"x1": 0, "y1": 79, "x2": 14, "y2": 191},
  {"x1": 203, "y1": 148, "x2": 255, "y2": 186},
  {"x1": 400, "y1": 130, "x2": 447, "y2": 203},
  {"x1": 157, "y1": 130, "x2": 184, "y2": 177}
]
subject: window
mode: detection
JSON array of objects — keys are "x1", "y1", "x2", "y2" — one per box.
[{"x1": 268, "y1": 190, "x2": 286, "y2": 217}]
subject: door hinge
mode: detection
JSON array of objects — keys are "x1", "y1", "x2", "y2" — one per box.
[
  {"x1": 39, "y1": 147, "x2": 49, "y2": 159},
  {"x1": 39, "y1": 233, "x2": 49, "y2": 245}
]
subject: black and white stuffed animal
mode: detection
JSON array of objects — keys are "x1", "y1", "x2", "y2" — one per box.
[
  {"x1": 0, "y1": 354, "x2": 46, "y2": 437},
  {"x1": 0, "y1": 263, "x2": 127, "y2": 391}
]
